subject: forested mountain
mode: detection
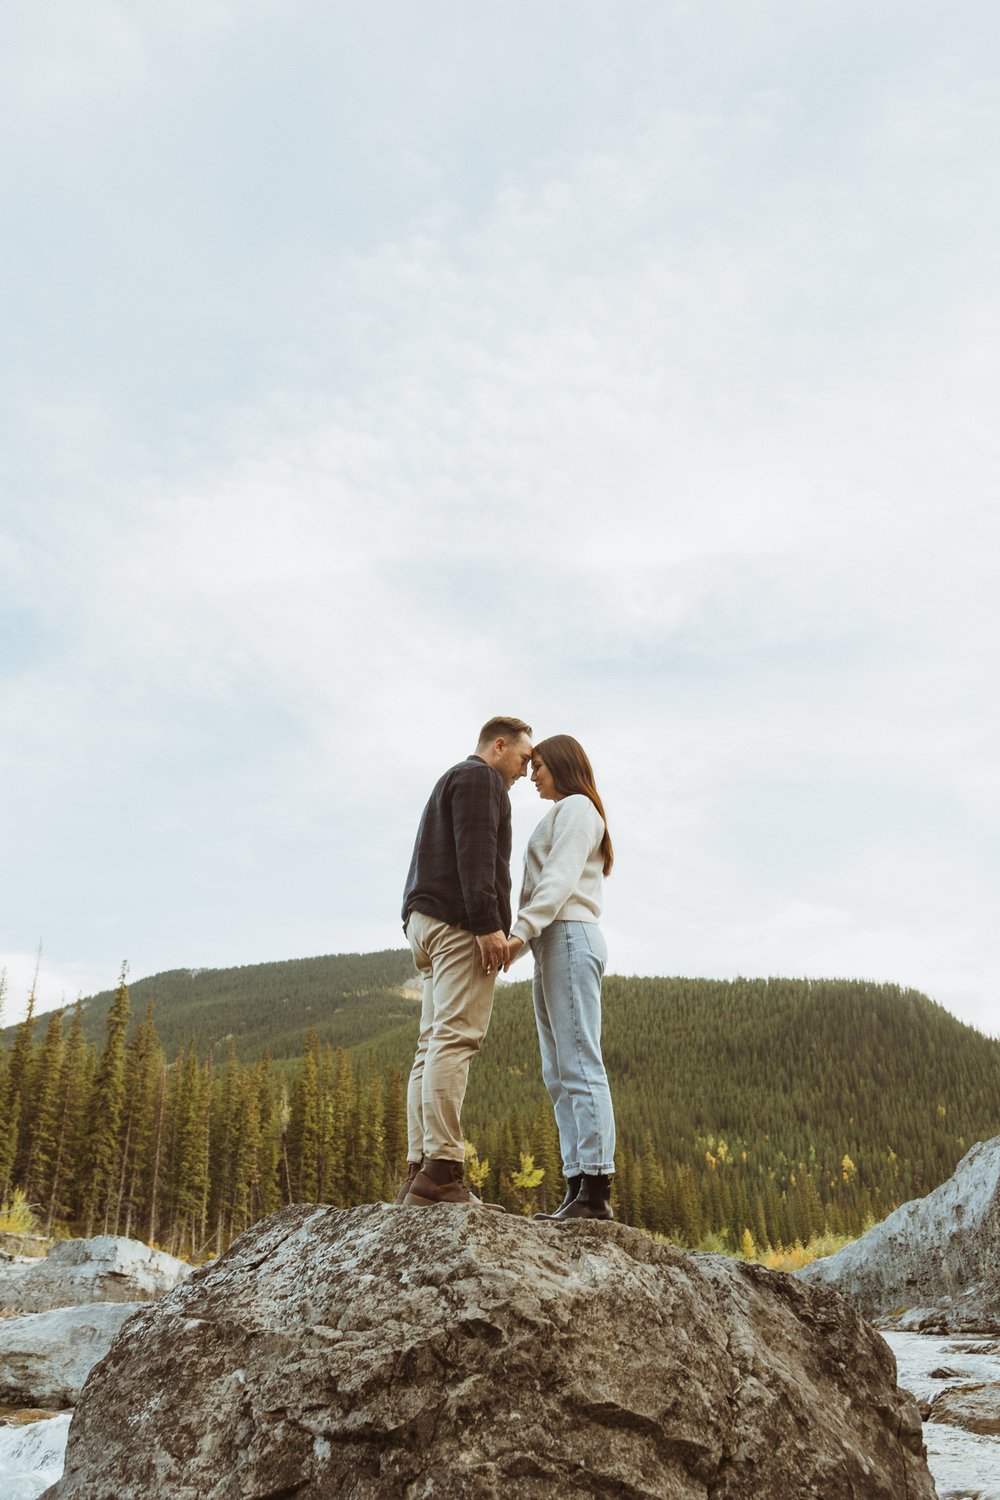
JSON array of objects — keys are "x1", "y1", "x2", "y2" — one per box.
[
  {"x1": 2, "y1": 955, "x2": 998, "y2": 1260},
  {"x1": 0, "y1": 950, "x2": 418, "y2": 1062}
]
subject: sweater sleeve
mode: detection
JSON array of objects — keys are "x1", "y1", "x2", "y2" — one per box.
[
  {"x1": 511, "y1": 797, "x2": 603, "y2": 943},
  {"x1": 451, "y1": 766, "x2": 504, "y2": 935}
]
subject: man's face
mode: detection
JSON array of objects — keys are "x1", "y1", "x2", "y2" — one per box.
[{"x1": 496, "y1": 734, "x2": 533, "y2": 789}]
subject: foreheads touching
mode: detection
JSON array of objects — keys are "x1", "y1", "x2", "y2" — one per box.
[{"x1": 476, "y1": 715, "x2": 534, "y2": 788}]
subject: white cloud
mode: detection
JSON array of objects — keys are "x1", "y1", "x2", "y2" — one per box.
[{"x1": 2, "y1": 4, "x2": 998, "y2": 1033}]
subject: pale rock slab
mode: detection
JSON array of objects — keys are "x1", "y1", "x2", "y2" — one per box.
[
  {"x1": 799, "y1": 1136, "x2": 1000, "y2": 1331},
  {"x1": 45, "y1": 1203, "x2": 934, "y2": 1499},
  {"x1": 0, "y1": 1237, "x2": 190, "y2": 1314},
  {"x1": 0, "y1": 1303, "x2": 143, "y2": 1407}
]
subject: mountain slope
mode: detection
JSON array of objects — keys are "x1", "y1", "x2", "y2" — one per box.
[
  {"x1": 4, "y1": 950, "x2": 418, "y2": 1062},
  {"x1": 3, "y1": 953, "x2": 999, "y2": 1248},
  {"x1": 363, "y1": 974, "x2": 1000, "y2": 1208}
]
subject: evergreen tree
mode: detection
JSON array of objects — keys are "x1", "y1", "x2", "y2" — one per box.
[
  {"x1": 44, "y1": 1000, "x2": 90, "y2": 1234},
  {"x1": 531, "y1": 1103, "x2": 562, "y2": 1215},
  {"x1": 164, "y1": 1045, "x2": 210, "y2": 1257},
  {"x1": 208, "y1": 1038, "x2": 242, "y2": 1252},
  {"x1": 116, "y1": 1005, "x2": 162, "y2": 1240},
  {"x1": 3, "y1": 990, "x2": 36, "y2": 1198},
  {"x1": 21, "y1": 1008, "x2": 65, "y2": 1207},
  {"x1": 326, "y1": 1049, "x2": 354, "y2": 1204},
  {"x1": 145, "y1": 1063, "x2": 169, "y2": 1247},
  {"x1": 286, "y1": 1036, "x2": 321, "y2": 1202},
  {"x1": 382, "y1": 1071, "x2": 408, "y2": 1186},
  {"x1": 79, "y1": 965, "x2": 131, "y2": 1236}
]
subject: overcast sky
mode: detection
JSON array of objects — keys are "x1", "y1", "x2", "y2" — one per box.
[{"x1": 2, "y1": 2, "x2": 998, "y2": 1037}]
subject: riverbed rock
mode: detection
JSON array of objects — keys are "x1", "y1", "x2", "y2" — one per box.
[
  {"x1": 931, "y1": 1382, "x2": 1000, "y2": 1437},
  {"x1": 0, "y1": 1237, "x2": 189, "y2": 1314},
  {"x1": 45, "y1": 1202, "x2": 934, "y2": 1499},
  {"x1": 799, "y1": 1137, "x2": 1000, "y2": 1331},
  {"x1": 0, "y1": 1303, "x2": 142, "y2": 1408}
]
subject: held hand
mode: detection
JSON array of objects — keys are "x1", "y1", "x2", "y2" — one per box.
[
  {"x1": 476, "y1": 930, "x2": 509, "y2": 975},
  {"x1": 503, "y1": 936, "x2": 525, "y2": 972}
]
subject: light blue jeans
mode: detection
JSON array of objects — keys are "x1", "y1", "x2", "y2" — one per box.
[{"x1": 531, "y1": 920, "x2": 616, "y2": 1176}]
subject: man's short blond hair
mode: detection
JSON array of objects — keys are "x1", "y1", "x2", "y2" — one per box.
[{"x1": 477, "y1": 715, "x2": 533, "y2": 748}]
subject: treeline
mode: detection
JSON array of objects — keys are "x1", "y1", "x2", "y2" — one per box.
[
  {"x1": 0, "y1": 969, "x2": 407, "y2": 1257},
  {"x1": 2, "y1": 967, "x2": 998, "y2": 1258},
  {"x1": 0, "y1": 950, "x2": 419, "y2": 1064}
]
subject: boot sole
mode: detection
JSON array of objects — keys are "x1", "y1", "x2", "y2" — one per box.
[
  {"x1": 403, "y1": 1191, "x2": 505, "y2": 1211},
  {"x1": 551, "y1": 1211, "x2": 615, "y2": 1222}
]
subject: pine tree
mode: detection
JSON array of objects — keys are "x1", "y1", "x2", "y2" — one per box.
[
  {"x1": 640, "y1": 1133, "x2": 667, "y2": 1233},
  {"x1": 22, "y1": 1008, "x2": 65, "y2": 1207},
  {"x1": 3, "y1": 989, "x2": 36, "y2": 1198},
  {"x1": 44, "y1": 1000, "x2": 90, "y2": 1234},
  {"x1": 530, "y1": 1103, "x2": 562, "y2": 1215},
  {"x1": 209, "y1": 1038, "x2": 242, "y2": 1252},
  {"x1": 164, "y1": 1045, "x2": 210, "y2": 1257},
  {"x1": 227, "y1": 1066, "x2": 265, "y2": 1241},
  {"x1": 116, "y1": 1005, "x2": 162, "y2": 1240},
  {"x1": 145, "y1": 1063, "x2": 169, "y2": 1246},
  {"x1": 0, "y1": 1098, "x2": 18, "y2": 1208},
  {"x1": 326, "y1": 1049, "x2": 354, "y2": 1205},
  {"x1": 382, "y1": 1072, "x2": 408, "y2": 1186},
  {"x1": 79, "y1": 965, "x2": 131, "y2": 1236},
  {"x1": 251, "y1": 1060, "x2": 284, "y2": 1223},
  {"x1": 342, "y1": 1057, "x2": 386, "y2": 1205},
  {"x1": 286, "y1": 1036, "x2": 321, "y2": 1202}
]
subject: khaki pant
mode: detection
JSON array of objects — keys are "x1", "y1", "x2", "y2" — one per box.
[{"x1": 405, "y1": 911, "x2": 497, "y2": 1163}]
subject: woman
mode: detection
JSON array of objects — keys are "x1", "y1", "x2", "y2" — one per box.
[{"x1": 505, "y1": 734, "x2": 617, "y2": 1221}]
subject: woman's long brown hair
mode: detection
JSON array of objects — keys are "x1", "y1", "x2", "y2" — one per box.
[{"x1": 533, "y1": 734, "x2": 614, "y2": 875}]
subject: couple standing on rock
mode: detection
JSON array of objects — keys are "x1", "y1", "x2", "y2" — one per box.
[{"x1": 398, "y1": 715, "x2": 617, "y2": 1221}]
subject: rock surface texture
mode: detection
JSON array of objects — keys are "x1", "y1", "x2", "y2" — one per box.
[
  {"x1": 0, "y1": 1304, "x2": 143, "y2": 1407},
  {"x1": 0, "y1": 1237, "x2": 190, "y2": 1315},
  {"x1": 800, "y1": 1136, "x2": 1000, "y2": 1332},
  {"x1": 46, "y1": 1203, "x2": 934, "y2": 1500}
]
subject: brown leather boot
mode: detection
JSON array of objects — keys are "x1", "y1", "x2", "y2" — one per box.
[
  {"x1": 404, "y1": 1158, "x2": 504, "y2": 1211},
  {"x1": 393, "y1": 1159, "x2": 423, "y2": 1205}
]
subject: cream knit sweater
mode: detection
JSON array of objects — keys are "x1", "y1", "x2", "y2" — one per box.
[{"x1": 510, "y1": 793, "x2": 605, "y2": 945}]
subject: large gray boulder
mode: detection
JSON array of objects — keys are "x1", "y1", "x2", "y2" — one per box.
[
  {"x1": 800, "y1": 1137, "x2": 1000, "y2": 1332},
  {"x1": 46, "y1": 1203, "x2": 933, "y2": 1499},
  {"x1": 0, "y1": 1303, "x2": 143, "y2": 1407},
  {"x1": 0, "y1": 1237, "x2": 190, "y2": 1314}
]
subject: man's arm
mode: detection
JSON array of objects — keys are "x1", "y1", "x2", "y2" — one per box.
[{"x1": 451, "y1": 769, "x2": 508, "y2": 970}]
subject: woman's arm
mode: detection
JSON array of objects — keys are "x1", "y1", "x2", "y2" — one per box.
[{"x1": 509, "y1": 796, "x2": 603, "y2": 946}]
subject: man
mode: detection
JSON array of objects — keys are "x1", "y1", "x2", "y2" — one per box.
[{"x1": 398, "y1": 715, "x2": 533, "y2": 1207}]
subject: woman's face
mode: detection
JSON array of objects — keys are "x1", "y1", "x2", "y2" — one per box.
[{"x1": 531, "y1": 754, "x2": 560, "y2": 801}]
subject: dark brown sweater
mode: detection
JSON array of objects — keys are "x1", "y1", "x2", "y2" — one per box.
[{"x1": 401, "y1": 756, "x2": 512, "y2": 937}]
